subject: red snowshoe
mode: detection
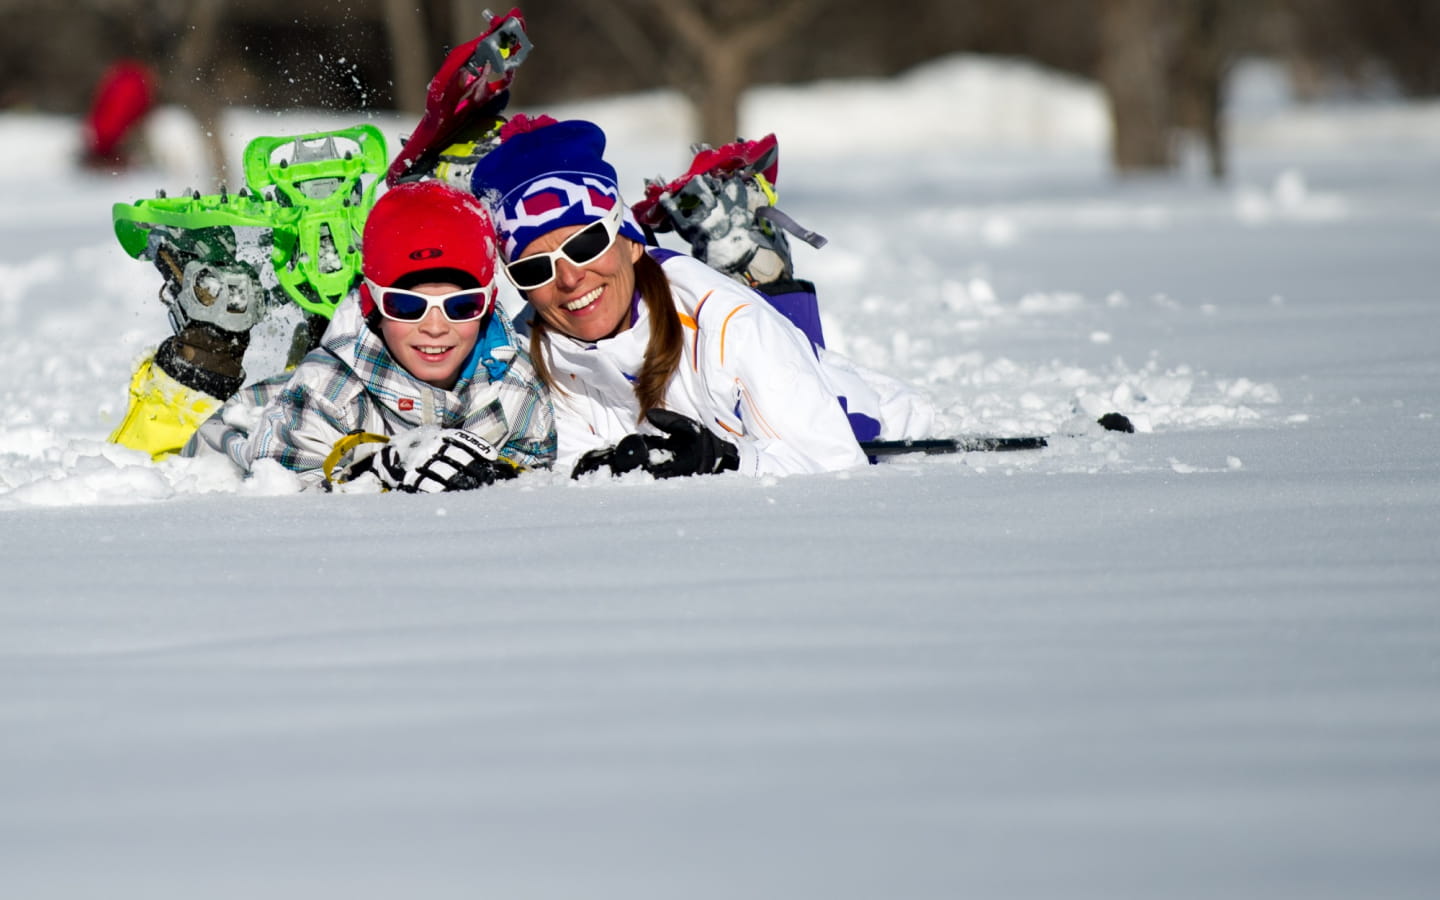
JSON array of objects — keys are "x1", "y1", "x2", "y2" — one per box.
[
  {"x1": 386, "y1": 8, "x2": 533, "y2": 187},
  {"x1": 633, "y1": 134, "x2": 825, "y2": 287}
]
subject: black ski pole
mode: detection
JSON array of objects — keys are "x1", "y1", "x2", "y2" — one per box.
[{"x1": 860, "y1": 436, "x2": 1048, "y2": 455}]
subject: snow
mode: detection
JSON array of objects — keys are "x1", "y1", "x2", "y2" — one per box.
[{"x1": 3, "y1": 57, "x2": 1440, "y2": 899}]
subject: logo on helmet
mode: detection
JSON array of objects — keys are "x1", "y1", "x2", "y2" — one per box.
[{"x1": 409, "y1": 248, "x2": 444, "y2": 260}]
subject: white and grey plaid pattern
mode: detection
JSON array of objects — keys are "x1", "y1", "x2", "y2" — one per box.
[{"x1": 193, "y1": 296, "x2": 555, "y2": 481}]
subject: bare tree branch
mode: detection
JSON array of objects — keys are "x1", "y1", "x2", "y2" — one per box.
[
  {"x1": 576, "y1": 1, "x2": 693, "y2": 94},
  {"x1": 618, "y1": 0, "x2": 827, "y2": 144},
  {"x1": 638, "y1": 0, "x2": 711, "y2": 55},
  {"x1": 730, "y1": 0, "x2": 826, "y2": 57}
]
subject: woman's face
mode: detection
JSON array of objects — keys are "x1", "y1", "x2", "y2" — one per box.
[
  {"x1": 378, "y1": 282, "x2": 482, "y2": 390},
  {"x1": 518, "y1": 225, "x2": 643, "y2": 343}
]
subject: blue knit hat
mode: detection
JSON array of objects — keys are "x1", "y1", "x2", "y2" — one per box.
[{"x1": 469, "y1": 116, "x2": 647, "y2": 260}]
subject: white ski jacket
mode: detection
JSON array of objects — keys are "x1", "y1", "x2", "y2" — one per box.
[{"x1": 532, "y1": 252, "x2": 933, "y2": 476}]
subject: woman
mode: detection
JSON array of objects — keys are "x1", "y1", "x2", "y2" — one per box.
[
  {"x1": 188, "y1": 180, "x2": 555, "y2": 491},
  {"x1": 468, "y1": 117, "x2": 932, "y2": 479}
]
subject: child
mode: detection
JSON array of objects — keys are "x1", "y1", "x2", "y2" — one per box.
[{"x1": 187, "y1": 180, "x2": 555, "y2": 491}]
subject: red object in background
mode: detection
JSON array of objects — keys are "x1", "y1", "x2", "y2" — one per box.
[{"x1": 84, "y1": 60, "x2": 155, "y2": 162}]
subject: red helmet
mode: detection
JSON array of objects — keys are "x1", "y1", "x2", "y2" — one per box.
[{"x1": 359, "y1": 181, "x2": 498, "y2": 316}]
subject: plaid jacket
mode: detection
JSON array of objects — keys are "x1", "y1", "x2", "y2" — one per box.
[{"x1": 190, "y1": 295, "x2": 555, "y2": 482}]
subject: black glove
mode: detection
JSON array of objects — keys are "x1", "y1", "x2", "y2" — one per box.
[
  {"x1": 570, "y1": 410, "x2": 739, "y2": 480},
  {"x1": 571, "y1": 433, "x2": 651, "y2": 479},
  {"x1": 376, "y1": 427, "x2": 518, "y2": 493},
  {"x1": 642, "y1": 409, "x2": 740, "y2": 478}
]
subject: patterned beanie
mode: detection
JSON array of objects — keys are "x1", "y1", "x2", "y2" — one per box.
[{"x1": 469, "y1": 116, "x2": 647, "y2": 261}]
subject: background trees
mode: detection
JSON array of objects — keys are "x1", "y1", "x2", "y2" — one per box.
[
  {"x1": 2, "y1": 0, "x2": 1436, "y2": 179},
  {"x1": 568, "y1": 0, "x2": 826, "y2": 148}
]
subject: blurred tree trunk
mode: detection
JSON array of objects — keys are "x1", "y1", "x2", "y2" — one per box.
[
  {"x1": 172, "y1": 0, "x2": 229, "y2": 184},
  {"x1": 1099, "y1": 0, "x2": 1235, "y2": 180},
  {"x1": 451, "y1": 0, "x2": 488, "y2": 47},
  {"x1": 1268, "y1": 0, "x2": 1327, "y2": 103},
  {"x1": 602, "y1": 0, "x2": 825, "y2": 147},
  {"x1": 1172, "y1": 0, "x2": 1228, "y2": 180},
  {"x1": 383, "y1": 0, "x2": 431, "y2": 116},
  {"x1": 1097, "y1": 0, "x2": 1173, "y2": 173}
]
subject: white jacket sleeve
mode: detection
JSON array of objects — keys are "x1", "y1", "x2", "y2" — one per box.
[{"x1": 692, "y1": 287, "x2": 868, "y2": 476}]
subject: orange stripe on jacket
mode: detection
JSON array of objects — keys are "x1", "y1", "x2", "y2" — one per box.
[
  {"x1": 718, "y1": 303, "x2": 750, "y2": 366},
  {"x1": 736, "y1": 378, "x2": 780, "y2": 439},
  {"x1": 689, "y1": 291, "x2": 714, "y2": 370}
]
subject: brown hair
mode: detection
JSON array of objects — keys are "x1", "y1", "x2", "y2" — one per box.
[{"x1": 528, "y1": 249, "x2": 684, "y2": 423}]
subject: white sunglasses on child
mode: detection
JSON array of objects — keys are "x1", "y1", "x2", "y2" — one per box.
[
  {"x1": 365, "y1": 278, "x2": 496, "y2": 323},
  {"x1": 503, "y1": 202, "x2": 625, "y2": 291}
]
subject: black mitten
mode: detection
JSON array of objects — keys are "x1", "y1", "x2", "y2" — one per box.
[{"x1": 641, "y1": 409, "x2": 739, "y2": 479}]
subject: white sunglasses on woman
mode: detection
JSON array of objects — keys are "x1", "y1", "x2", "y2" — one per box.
[{"x1": 503, "y1": 202, "x2": 625, "y2": 290}]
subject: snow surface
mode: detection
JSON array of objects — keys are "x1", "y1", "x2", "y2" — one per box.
[{"x1": 2, "y1": 58, "x2": 1439, "y2": 899}]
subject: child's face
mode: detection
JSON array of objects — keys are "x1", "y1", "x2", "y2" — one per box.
[{"x1": 378, "y1": 282, "x2": 482, "y2": 390}]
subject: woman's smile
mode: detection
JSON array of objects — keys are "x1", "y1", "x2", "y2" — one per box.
[{"x1": 562, "y1": 285, "x2": 605, "y2": 313}]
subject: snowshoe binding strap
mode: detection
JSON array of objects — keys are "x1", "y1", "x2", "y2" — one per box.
[
  {"x1": 125, "y1": 221, "x2": 271, "y2": 338},
  {"x1": 756, "y1": 202, "x2": 828, "y2": 251},
  {"x1": 322, "y1": 430, "x2": 392, "y2": 489}
]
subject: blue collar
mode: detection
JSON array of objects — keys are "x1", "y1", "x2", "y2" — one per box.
[{"x1": 458, "y1": 313, "x2": 514, "y2": 383}]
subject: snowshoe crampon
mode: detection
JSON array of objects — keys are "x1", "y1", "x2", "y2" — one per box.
[
  {"x1": 114, "y1": 203, "x2": 277, "y2": 337},
  {"x1": 387, "y1": 8, "x2": 533, "y2": 187},
  {"x1": 148, "y1": 225, "x2": 267, "y2": 336}
]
